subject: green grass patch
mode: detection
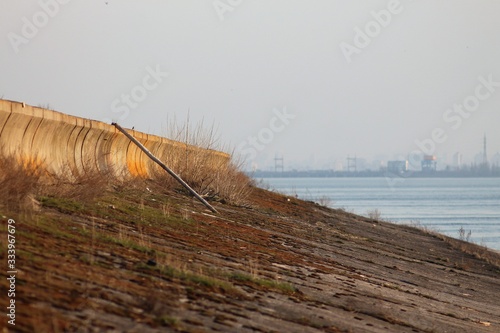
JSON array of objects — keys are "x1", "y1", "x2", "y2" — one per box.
[
  {"x1": 100, "y1": 234, "x2": 152, "y2": 253},
  {"x1": 39, "y1": 196, "x2": 86, "y2": 214},
  {"x1": 228, "y1": 272, "x2": 253, "y2": 282},
  {"x1": 254, "y1": 278, "x2": 296, "y2": 293},
  {"x1": 158, "y1": 315, "x2": 179, "y2": 327},
  {"x1": 138, "y1": 263, "x2": 234, "y2": 293},
  {"x1": 92, "y1": 195, "x2": 195, "y2": 229},
  {"x1": 33, "y1": 215, "x2": 83, "y2": 241}
]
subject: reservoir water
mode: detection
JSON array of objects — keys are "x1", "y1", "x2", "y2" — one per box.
[{"x1": 258, "y1": 177, "x2": 500, "y2": 250}]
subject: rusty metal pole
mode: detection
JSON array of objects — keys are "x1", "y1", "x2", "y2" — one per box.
[{"x1": 112, "y1": 122, "x2": 218, "y2": 214}]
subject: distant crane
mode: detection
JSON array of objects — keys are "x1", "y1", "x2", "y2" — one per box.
[
  {"x1": 274, "y1": 154, "x2": 284, "y2": 173},
  {"x1": 483, "y1": 134, "x2": 488, "y2": 166}
]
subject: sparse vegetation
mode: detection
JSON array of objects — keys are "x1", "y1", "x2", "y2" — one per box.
[
  {"x1": 138, "y1": 261, "x2": 236, "y2": 294},
  {"x1": 36, "y1": 103, "x2": 54, "y2": 110},
  {"x1": 0, "y1": 152, "x2": 44, "y2": 211},
  {"x1": 0, "y1": 150, "x2": 115, "y2": 214},
  {"x1": 228, "y1": 271, "x2": 296, "y2": 294},
  {"x1": 317, "y1": 195, "x2": 333, "y2": 207},
  {"x1": 458, "y1": 226, "x2": 472, "y2": 242},
  {"x1": 161, "y1": 114, "x2": 253, "y2": 205},
  {"x1": 407, "y1": 221, "x2": 500, "y2": 269},
  {"x1": 0, "y1": 114, "x2": 253, "y2": 212},
  {"x1": 367, "y1": 208, "x2": 382, "y2": 220},
  {"x1": 40, "y1": 161, "x2": 115, "y2": 203},
  {"x1": 1, "y1": 174, "x2": 499, "y2": 332},
  {"x1": 158, "y1": 315, "x2": 179, "y2": 328},
  {"x1": 1, "y1": 124, "x2": 500, "y2": 332},
  {"x1": 448, "y1": 231, "x2": 500, "y2": 268}
]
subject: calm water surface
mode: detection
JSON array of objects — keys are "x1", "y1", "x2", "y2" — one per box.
[{"x1": 259, "y1": 177, "x2": 500, "y2": 250}]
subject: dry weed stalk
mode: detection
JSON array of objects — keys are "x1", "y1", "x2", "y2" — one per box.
[
  {"x1": 90, "y1": 217, "x2": 96, "y2": 265},
  {"x1": 44, "y1": 161, "x2": 112, "y2": 203},
  {"x1": 161, "y1": 115, "x2": 253, "y2": 205},
  {"x1": 248, "y1": 258, "x2": 259, "y2": 279},
  {"x1": 0, "y1": 149, "x2": 112, "y2": 212},
  {"x1": 162, "y1": 202, "x2": 171, "y2": 218},
  {"x1": 0, "y1": 151, "x2": 44, "y2": 211}
]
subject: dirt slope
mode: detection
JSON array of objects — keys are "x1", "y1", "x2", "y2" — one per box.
[{"x1": 1, "y1": 184, "x2": 499, "y2": 333}]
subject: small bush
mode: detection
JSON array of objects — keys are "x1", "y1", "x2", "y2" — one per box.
[
  {"x1": 317, "y1": 195, "x2": 332, "y2": 207},
  {"x1": 0, "y1": 150, "x2": 111, "y2": 212},
  {"x1": 161, "y1": 116, "x2": 253, "y2": 205},
  {"x1": 367, "y1": 209, "x2": 382, "y2": 220},
  {"x1": 209, "y1": 160, "x2": 253, "y2": 205},
  {"x1": 458, "y1": 226, "x2": 472, "y2": 242},
  {"x1": 44, "y1": 164, "x2": 112, "y2": 203}
]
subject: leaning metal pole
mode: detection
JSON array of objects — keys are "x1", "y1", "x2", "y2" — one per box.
[{"x1": 112, "y1": 122, "x2": 218, "y2": 214}]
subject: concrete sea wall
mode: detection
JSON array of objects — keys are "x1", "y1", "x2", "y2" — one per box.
[{"x1": 0, "y1": 99, "x2": 229, "y2": 179}]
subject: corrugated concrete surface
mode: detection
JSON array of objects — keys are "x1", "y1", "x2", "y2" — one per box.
[{"x1": 0, "y1": 99, "x2": 229, "y2": 179}]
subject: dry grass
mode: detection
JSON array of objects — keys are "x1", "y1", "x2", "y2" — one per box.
[
  {"x1": 442, "y1": 236, "x2": 500, "y2": 269},
  {"x1": 0, "y1": 116, "x2": 252, "y2": 213},
  {"x1": 317, "y1": 195, "x2": 333, "y2": 208},
  {"x1": 207, "y1": 158, "x2": 253, "y2": 205},
  {"x1": 0, "y1": 152, "x2": 44, "y2": 211},
  {"x1": 367, "y1": 208, "x2": 382, "y2": 220},
  {"x1": 42, "y1": 165, "x2": 112, "y2": 203},
  {"x1": 161, "y1": 115, "x2": 253, "y2": 205},
  {"x1": 0, "y1": 151, "x2": 112, "y2": 212},
  {"x1": 408, "y1": 221, "x2": 500, "y2": 269}
]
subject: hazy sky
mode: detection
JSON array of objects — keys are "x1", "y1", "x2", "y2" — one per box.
[{"x1": 2, "y1": 0, "x2": 499, "y2": 170}]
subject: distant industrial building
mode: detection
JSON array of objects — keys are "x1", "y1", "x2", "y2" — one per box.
[
  {"x1": 421, "y1": 155, "x2": 437, "y2": 172},
  {"x1": 452, "y1": 152, "x2": 462, "y2": 170},
  {"x1": 387, "y1": 160, "x2": 408, "y2": 174},
  {"x1": 492, "y1": 152, "x2": 500, "y2": 167}
]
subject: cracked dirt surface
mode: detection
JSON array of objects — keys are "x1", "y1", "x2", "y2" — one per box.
[{"x1": 1, "y1": 184, "x2": 499, "y2": 332}]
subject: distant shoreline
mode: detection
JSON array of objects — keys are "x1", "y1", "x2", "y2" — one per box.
[{"x1": 249, "y1": 170, "x2": 500, "y2": 178}]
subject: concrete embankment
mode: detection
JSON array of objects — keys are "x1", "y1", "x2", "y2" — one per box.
[{"x1": 0, "y1": 99, "x2": 229, "y2": 179}]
